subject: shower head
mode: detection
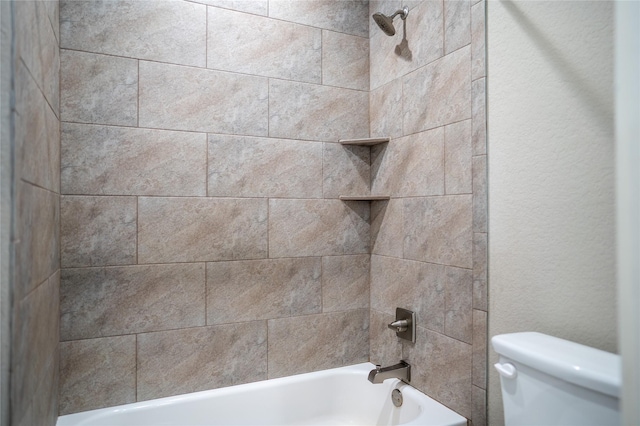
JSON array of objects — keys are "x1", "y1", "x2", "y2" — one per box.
[{"x1": 372, "y1": 6, "x2": 409, "y2": 36}]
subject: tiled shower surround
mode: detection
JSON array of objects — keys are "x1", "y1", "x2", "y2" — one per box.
[{"x1": 58, "y1": 0, "x2": 487, "y2": 424}]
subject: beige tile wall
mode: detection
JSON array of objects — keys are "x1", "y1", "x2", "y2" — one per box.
[
  {"x1": 368, "y1": 0, "x2": 487, "y2": 424},
  {"x1": 59, "y1": 0, "x2": 371, "y2": 415},
  {"x1": 59, "y1": 0, "x2": 487, "y2": 423},
  {"x1": 8, "y1": 1, "x2": 61, "y2": 425}
]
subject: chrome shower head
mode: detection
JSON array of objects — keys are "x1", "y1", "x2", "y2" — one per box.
[{"x1": 372, "y1": 6, "x2": 409, "y2": 36}]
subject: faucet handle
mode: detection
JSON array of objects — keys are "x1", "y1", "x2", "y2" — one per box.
[{"x1": 388, "y1": 319, "x2": 409, "y2": 332}]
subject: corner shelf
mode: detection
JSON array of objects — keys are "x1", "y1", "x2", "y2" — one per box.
[
  {"x1": 339, "y1": 195, "x2": 390, "y2": 201},
  {"x1": 339, "y1": 137, "x2": 389, "y2": 146}
]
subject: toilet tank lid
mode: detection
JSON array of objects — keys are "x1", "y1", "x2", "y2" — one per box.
[{"x1": 491, "y1": 332, "x2": 621, "y2": 398}]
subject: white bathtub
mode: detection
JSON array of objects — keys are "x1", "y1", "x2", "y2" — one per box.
[{"x1": 57, "y1": 363, "x2": 467, "y2": 426}]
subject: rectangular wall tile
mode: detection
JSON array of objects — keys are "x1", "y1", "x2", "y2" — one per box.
[
  {"x1": 208, "y1": 135, "x2": 322, "y2": 198},
  {"x1": 268, "y1": 0, "x2": 369, "y2": 37},
  {"x1": 15, "y1": 0, "x2": 60, "y2": 116},
  {"x1": 369, "y1": 0, "x2": 444, "y2": 90},
  {"x1": 269, "y1": 80, "x2": 368, "y2": 142},
  {"x1": 62, "y1": 123, "x2": 207, "y2": 196},
  {"x1": 207, "y1": 258, "x2": 322, "y2": 324},
  {"x1": 472, "y1": 385, "x2": 487, "y2": 426},
  {"x1": 59, "y1": 335, "x2": 136, "y2": 415},
  {"x1": 403, "y1": 195, "x2": 473, "y2": 268},
  {"x1": 139, "y1": 61, "x2": 268, "y2": 135},
  {"x1": 61, "y1": 50, "x2": 137, "y2": 126},
  {"x1": 194, "y1": 0, "x2": 268, "y2": 15},
  {"x1": 11, "y1": 272, "x2": 59, "y2": 423},
  {"x1": 403, "y1": 327, "x2": 472, "y2": 418},
  {"x1": 15, "y1": 182, "x2": 59, "y2": 299},
  {"x1": 471, "y1": 0, "x2": 485, "y2": 80},
  {"x1": 444, "y1": 0, "x2": 471, "y2": 54},
  {"x1": 322, "y1": 255, "x2": 370, "y2": 312},
  {"x1": 137, "y1": 322, "x2": 267, "y2": 400},
  {"x1": 472, "y1": 78, "x2": 486, "y2": 155},
  {"x1": 370, "y1": 255, "x2": 445, "y2": 333},
  {"x1": 138, "y1": 197, "x2": 268, "y2": 263},
  {"x1": 323, "y1": 143, "x2": 370, "y2": 198},
  {"x1": 371, "y1": 128, "x2": 444, "y2": 197},
  {"x1": 472, "y1": 309, "x2": 487, "y2": 388},
  {"x1": 369, "y1": 309, "x2": 403, "y2": 366},
  {"x1": 473, "y1": 232, "x2": 487, "y2": 310},
  {"x1": 445, "y1": 119, "x2": 473, "y2": 194},
  {"x1": 322, "y1": 30, "x2": 369, "y2": 91},
  {"x1": 208, "y1": 8, "x2": 321, "y2": 83},
  {"x1": 472, "y1": 155, "x2": 487, "y2": 232},
  {"x1": 60, "y1": 264, "x2": 206, "y2": 341},
  {"x1": 371, "y1": 199, "x2": 404, "y2": 258},
  {"x1": 403, "y1": 45, "x2": 471, "y2": 133},
  {"x1": 15, "y1": 61, "x2": 60, "y2": 193},
  {"x1": 60, "y1": 0, "x2": 206, "y2": 67},
  {"x1": 370, "y1": 79, "x2": 403, "y2": 139},
  {"x1": 444, "y1": 266, "x2": 473, "y2": 343},
  {"x1": 61, "y1": 196, "x2": 136, "y2": 268},
  {"x1": 268, "y1": 310, "x2": 369, "y2": 378},
  {"x1": 269, "y1": 199, "x2": 369, "y2": 257}
]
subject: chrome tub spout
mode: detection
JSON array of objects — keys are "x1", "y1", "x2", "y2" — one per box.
[{"x1": 367, "y1": 360, "x2": 411, "y2": 384}]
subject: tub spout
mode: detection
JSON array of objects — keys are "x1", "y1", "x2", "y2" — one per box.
[{"x1": 368, "y1": 360, "x2": 411, "y2": 384}]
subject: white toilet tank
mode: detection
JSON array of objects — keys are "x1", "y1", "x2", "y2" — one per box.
[{"x1": 491, "y1": 332, "x2": 620, "y2": 426}]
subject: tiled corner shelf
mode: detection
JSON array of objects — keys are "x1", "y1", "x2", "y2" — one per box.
[
  {"x1": 339, "y1": 196, "x2": 390, "y2": 201},
  {"x1": 339, "y1": 137, "x2": 389, "y2": 146}
]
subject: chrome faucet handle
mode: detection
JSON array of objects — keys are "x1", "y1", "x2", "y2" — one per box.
[{"x1": 387, "y1": 319, "x2": 409, "y2": 332}]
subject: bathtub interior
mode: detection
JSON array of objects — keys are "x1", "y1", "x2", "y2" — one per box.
[{"x1": 57, "y1": 363, "x2": 467, "y2": 426}]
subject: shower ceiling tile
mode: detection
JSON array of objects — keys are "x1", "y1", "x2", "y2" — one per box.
[
  {"x1": 60, "y1": 196, "x2": 136, "y2": 268},
  {"x1": 268, "y1": 80, "x2": 368, "y2": 142},
  {"x1": 403, "y1": 195, "x2": 473, "y2": 268},
  {"x1": 60, "y1": 0, "x2": 206, "y2": 67},
  {"x1": 207, "y1": 7, "x2": 321, "y2": 83},
  {"x1": 268, "y1": 0, "x2": 369, "y2": 38},
  {"x1": 62, "y1": 124, "x2": 207, "y2": 196},
  {"x1": 137, "y1": 322, "x2": 267, "y2": 400},
  {"x1": 206, "y1": 258, "x2": 322, "y2": 324},
  {"x1": 60, "y1": 263, "x2": 206, "y2": 341},
  {"x1": 61, "y1": 49, "x2": 138, "y2": 127},
  {"x1": 208, "y1": 135, "x2": 322, "y2": 198},
  {"x1": 402, "y1": 45, "x2": 471, "y2": 133},
  {"x1": 268, "y1": 199, "x2": 370, "y2": 258},
  {"x1": 137, "y1": 197, "x2": 268, "y2": 263},
  {"x1": 139, "y1": 61, "x2": 268, "y2": 136}
]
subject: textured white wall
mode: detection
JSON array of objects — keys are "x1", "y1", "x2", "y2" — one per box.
[{"x1": 486, "y1": 1, "x2": 616, "y2": 424}]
